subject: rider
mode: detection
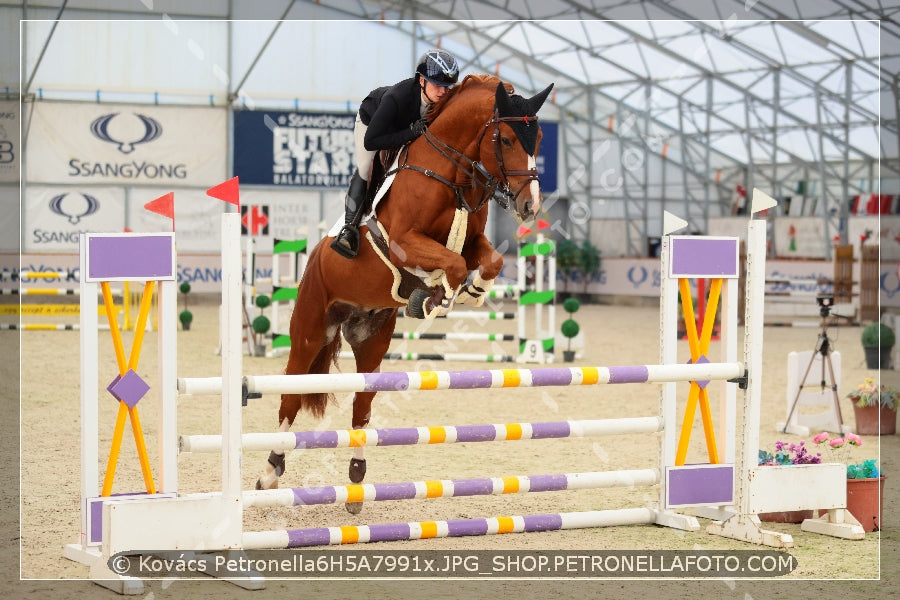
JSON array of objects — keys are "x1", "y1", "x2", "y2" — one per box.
[{"x1": 331, "y1": 49, "x2": 460, "y2": 259}]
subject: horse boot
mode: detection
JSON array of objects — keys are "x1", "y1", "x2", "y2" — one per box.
[{"x1": 331, "y1": 170, "x2": 370, "y2": 259}]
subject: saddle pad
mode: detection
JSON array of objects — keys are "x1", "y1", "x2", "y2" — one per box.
[{"x1": 327, "y1": 152, "x2": 402, "y2": 238}]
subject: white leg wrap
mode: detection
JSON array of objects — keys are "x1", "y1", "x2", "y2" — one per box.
[{"x1": 456, "y1": 274, "x2": 495, "y2": 307}]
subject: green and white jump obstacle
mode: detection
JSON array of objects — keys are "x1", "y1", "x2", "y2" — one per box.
[{"x1": 67, "y1": 191, "x2": 864, "y2": 594}]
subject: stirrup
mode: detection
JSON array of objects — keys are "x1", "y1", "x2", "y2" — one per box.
[{"x1": 331, "y1": 225, "x2": 360, "y2": 259}]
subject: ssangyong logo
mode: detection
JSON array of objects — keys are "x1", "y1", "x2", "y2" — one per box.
[
  {"x1": 68, "y1": 112, "x2": 187, "y2": 180},
  {"x1": 49, "y1": 192, "x2": 100, "y2": 224},
  {"x1": 90, "y1": 113, "x2": 162, "y2": 154}
]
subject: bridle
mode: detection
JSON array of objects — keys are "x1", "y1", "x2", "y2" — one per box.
[{"x1": 388, "y1": 107, "x2": 541, "y2": 217}]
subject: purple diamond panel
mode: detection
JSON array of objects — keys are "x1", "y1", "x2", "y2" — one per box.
[{"x1": 106, "y1": 369, "x2": 150, "y2": 408}]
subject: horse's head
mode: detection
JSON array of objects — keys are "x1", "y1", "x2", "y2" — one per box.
[{"x1": 491, "y1": 82, "x2": 554, "y2": 221}]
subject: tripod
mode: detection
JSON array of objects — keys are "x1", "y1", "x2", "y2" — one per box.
[{"x1": 782, "y1": 314, "x2": 844, "y2": 434}]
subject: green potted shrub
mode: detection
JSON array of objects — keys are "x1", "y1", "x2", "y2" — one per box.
[
  {"x1": 251, "y1": 295, "x2": 272, "y2": 356},
  {"x1": 560, "y1": 297, "x2": 580, "y2": 362},
  {"x1": 178, "y1": 282, "x2": 193, "y2": 330},
  {"x1": 861, "y1": 322, "x2": 894, "y2": 368}
]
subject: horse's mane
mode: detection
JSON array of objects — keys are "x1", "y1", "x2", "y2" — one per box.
[{"x1": 426, "y1": 74, "x2": 514, "y2": 120}]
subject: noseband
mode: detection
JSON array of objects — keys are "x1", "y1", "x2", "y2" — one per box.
[{"x1": 389, "y1": 108, "x2": 541, "y2": 217}]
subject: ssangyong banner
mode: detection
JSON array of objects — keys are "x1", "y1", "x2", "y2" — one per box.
[
  {"x1": 24, "y1": 186, "x2": 126, "y2": 252},
  {"x1": 0, "y1": 100, "x2": 18, "y2": 183},
  {"x1": 234, "y1": 110, "x2": 355, "y2": 187},
  {"x1": 26, "y1": 101, "x2": 226, "y2": 186}
]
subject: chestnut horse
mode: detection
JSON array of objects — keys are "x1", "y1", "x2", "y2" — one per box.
[{"x1": 256, "y1": 75, "x2": 554, "y2": 512}]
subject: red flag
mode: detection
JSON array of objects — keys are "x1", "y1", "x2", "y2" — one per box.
[
  {"x1": 144, "y1": 192, "x2": 175, "y2": 231},
  {"x1": 206, "y1": 176, "x2": 240, "y2": 208},
  {"x1": 517, "y1": 224, "x2": 532, "y2": 238},
  {"x1": 536, "y1": 219, "x2": 551, "y2": 231}
]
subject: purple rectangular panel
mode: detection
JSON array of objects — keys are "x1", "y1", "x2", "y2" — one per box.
[
  {"x1": 666, "y1": 465, "x2": 734, "y2": 507},
  {"x1": 669, "y1": 237, "x2": 738, "y2": 278},
  {"x1": 452, "y1": 478, "x2": 495, "y2": 497},
  {"x1": 86, "y1": 235, "x2": 175, "y2": 281}
]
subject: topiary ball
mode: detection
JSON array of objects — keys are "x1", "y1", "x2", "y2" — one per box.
[
  {"x1": 252, "y1": 315, "x2": 271, "y2": 334},
  {"x1": 255, "y1": 295, "x2": 271, "y2": 309},
  {"x1": 561, "y1": 318, "x2": 579, "y2": 338},
  {"x1": 179, "y1": 282, "x2": 191, "y2": 294},
  {"x1": 563, "y1": 297, "x2": 580, "y2": 314}
]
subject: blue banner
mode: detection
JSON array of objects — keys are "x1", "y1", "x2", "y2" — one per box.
[
  {"x1": 233, "y1": 110, "x2": 356, "y2": 187},
  {"x1": 537, "y1": 121, "x2": 558, "y2": 194}
]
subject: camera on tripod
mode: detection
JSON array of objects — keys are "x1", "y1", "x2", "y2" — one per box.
[{"x1": 816, "y1": 295, "x2": 834, "y2": 318}]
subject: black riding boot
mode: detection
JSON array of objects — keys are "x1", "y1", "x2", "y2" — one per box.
[{"x1": 330, "y1": 170, "x2": 370, "y2": 259}]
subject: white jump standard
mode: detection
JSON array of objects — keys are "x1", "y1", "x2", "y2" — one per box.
[{"x1": 65, "y1": 190, "x2": 864, "y2": 595}]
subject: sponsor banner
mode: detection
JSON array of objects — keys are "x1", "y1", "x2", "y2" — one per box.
[
  {"x1": 536, "y1": 121, "x2": 558, "y2": 194},
  {"x1": 239, "y1": 188, "x2": 339, "y2": 252},
  {"x1": 0, "y1": 101, "x2": 18, "y2": 183},
  {"x1": 26, "y1": 102, "x2": 225, "y2": 186},
  {"x1": 24, "y1": 186, "x2": 126, "y2": 252},
  {"x1": 234, "y1": 110, "x2": 355, "y2": 188}
]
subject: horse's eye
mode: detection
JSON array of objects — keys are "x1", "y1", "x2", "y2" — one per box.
[{"x1": 501, "y1": 137, "x2": 513, "y2": 148}]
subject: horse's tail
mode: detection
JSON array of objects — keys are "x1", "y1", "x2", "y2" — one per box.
[{"x1": 278, "y1": 242, "x2": 336, "y2": 423}]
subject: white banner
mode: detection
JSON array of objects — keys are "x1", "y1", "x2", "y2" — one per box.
[
  {"x1": 24, "y1": 186, "x2": 126, "y2": 252},
  {"x1": 0, "y1": 101, "x2": 18, "y2": 183},
  {"x1": 26, "y1": 102, "x2": 225, "y2": 186}
]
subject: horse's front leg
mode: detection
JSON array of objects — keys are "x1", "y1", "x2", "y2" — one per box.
[
  {"x1": 391, "y1": 230, "x2": 469, "y2": 318},
  {"x1": 456, "y1": 233, "x2": 504, "y2": 307}
]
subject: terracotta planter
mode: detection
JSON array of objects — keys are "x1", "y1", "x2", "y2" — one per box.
[
  {"x1": 852, "y1": 402, "x2": 897, "y2": 435},
  {"x1": 846, "y1": 476, "x2": 885, "y2": 532},
  {"x1": 758, "y1": 510, "x2": 813, "y2": 523}
]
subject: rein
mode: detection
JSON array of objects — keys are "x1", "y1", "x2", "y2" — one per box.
[{"x1": 385, "y1": 108, "x2": 540, "y2": 216}]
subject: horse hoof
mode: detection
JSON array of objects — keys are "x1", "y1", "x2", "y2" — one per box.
[
  {"x1": 345, "y1": 502, "x2": 363, "y2": 515},
  {"x1": 349, "y1": 458, "x2": 367, "y2": 483},
  {"x1": 407, "y1": 289, "x2": 429, "y2": 319}
]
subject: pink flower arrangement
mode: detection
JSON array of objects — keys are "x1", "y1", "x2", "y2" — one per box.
[{"x1": 814, "y1": 432, "x2": 862, "y2": 465}]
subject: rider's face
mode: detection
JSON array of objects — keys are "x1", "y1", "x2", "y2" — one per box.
[{"x1": 421, "y1": 80, "x2": 451, "y2": 104}]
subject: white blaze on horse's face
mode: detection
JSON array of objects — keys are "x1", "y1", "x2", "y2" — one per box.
[{"x1": 528, "y1": 155, "x2": 541, "y2": 215}]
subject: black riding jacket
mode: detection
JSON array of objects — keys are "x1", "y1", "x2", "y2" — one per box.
[{"x1": 359, "y1": 77, "x2": 425, "y2": 151}]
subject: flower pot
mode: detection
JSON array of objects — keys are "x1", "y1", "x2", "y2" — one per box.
[
  {"x1": 846, "y1": 476, "x2": 885, "y2": 532},
  {"x1": 253, "y1": 344, "x2": 267, "y2": 357},
  {"x1": 180, "y1": 321, "x2": 191, "y2": 331},
  {"x1": 563, "y1": 350, "x2": 576, "y2": 362},
  {"x1": 852, "y1": 402, "x2": 897, "y2": 435},
  {"x1": 863, "y1": 345, "x2": 892, "y2": 369},
  {"x1": 757, "y1": 510, "x2": 814, "y2": 523}
]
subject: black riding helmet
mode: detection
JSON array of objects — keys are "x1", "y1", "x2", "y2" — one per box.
[{"x1": 415, "y1": 49, "x2": 460, "y2": 87}]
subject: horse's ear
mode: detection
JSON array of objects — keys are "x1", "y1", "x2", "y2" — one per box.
[
  {"x1": 526, "y1": 83, "x2": 554, "y2": 115},
  {"x1": 495, "y1": 82, "x2": 512, "y2": 113}
]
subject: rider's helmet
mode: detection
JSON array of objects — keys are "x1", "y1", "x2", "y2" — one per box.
[{"x1": 415, "y1": 49, "x2": 460, "y2": 87}]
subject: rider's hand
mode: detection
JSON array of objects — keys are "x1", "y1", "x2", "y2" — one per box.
[{"x1": 409, "y1": 118, "x2": 427, "y2": 136}]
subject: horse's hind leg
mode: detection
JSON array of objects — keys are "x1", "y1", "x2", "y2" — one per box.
[{"x1": 342, "y1": 308, "x2": 397, "y2": 514}]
